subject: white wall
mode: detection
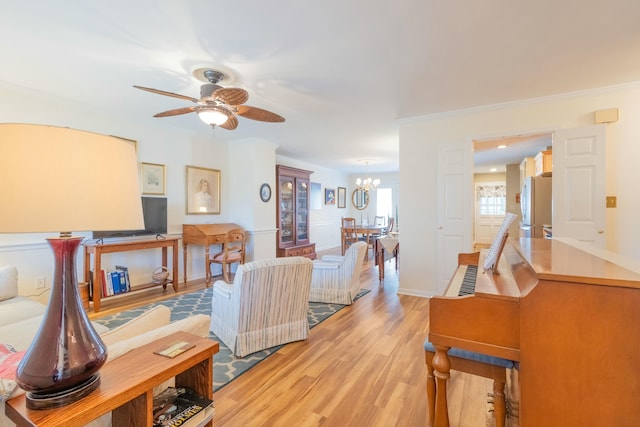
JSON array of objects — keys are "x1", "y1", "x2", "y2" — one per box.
[{"x1": 399, "y1": 82, "x2": 640, "y2": 297}]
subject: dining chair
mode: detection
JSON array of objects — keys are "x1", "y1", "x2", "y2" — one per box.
[
  {"x1": 207, "y1": 228, "x2": 246, "y2": 284},
  {"x1": 341, "y1": 217, "x2": 358, "y2": 256},
  {"x1": 387, "y1": 217, "x2": 395, "y2": 233},
  {"x1": 373, "y1": 216, "x2": 386, "y2": 234}
]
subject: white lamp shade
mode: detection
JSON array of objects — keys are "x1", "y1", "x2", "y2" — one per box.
[
  {"x1": 0, "y1": 124, "x2": 144, "y2": 233},
  {"x1": 198, "y1": 108, "x2": 228, "y2": 125}
]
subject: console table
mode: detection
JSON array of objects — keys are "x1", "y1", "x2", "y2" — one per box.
[
  {"x1": 83, "y1": 236, "x2": 180, "y2": 312},
  {"x1": 6, "y1": 331, "x2": 219, "y2": 427}
]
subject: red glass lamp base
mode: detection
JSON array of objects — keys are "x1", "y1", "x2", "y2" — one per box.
[{"x1": 16, "y1": 237, "x2": 107, "y2": 409}]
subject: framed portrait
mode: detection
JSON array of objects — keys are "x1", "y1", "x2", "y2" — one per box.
[
  {"x1": 140, "y1": 162, "x2": 165, "y2": 195},
  {"x1": 186, "y1": 165, "x2": 221, "y2": 214},
  {"x1": 337, "y1": 187, "x2": 346, "y2": 208},
  {"x1": 325, "y1": 188, "x2": 336, "y2": 205}
]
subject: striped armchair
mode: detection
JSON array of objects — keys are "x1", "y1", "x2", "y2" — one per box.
[
  {"x1": 309, "y1": 241, "x2": 367, "y2": 305},
  {"x1": 209, "y1": 257, "x2": 313, "y2": 357}
]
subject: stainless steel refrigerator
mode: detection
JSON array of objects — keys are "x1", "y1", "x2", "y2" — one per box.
[{"x1": 520, "y1": 176, "x2": 552, "y2": 238}]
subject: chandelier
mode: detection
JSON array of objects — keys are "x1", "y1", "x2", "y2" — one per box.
[{"x1": 355, "y1": 161, "x2": 380, "y2": 191}]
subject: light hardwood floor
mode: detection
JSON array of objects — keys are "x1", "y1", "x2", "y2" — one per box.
[{"x1": 90, "y1": 249, "x2": 493, "y2": 427}]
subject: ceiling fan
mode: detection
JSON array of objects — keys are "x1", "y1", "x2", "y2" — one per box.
[{"x1": 133, "y1": 69, "x2": 285, "y2": 130}]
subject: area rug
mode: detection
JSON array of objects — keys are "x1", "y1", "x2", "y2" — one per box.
[{"x1": 94, "y1": 287, "x2": 370, "y2": 391}]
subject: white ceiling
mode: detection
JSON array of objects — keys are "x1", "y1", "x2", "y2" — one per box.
[{"x1": 2, "y1": 1, "x2": 640, "y2": 174}]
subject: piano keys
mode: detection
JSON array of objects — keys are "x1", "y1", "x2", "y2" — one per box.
[
  {"x1": 182, "y1": 223, "x2": 243, "y2": 283},
  {"x1": 443, "y1": 251, "x2": 481, "y2": 297},
  {"x1": 427, "y1": 238, "x2": 640, "y2": 426}
]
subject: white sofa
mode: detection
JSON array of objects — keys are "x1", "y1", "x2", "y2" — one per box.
[{"x1": 0, "y1": 265, "x2": 210, "y2": 426}]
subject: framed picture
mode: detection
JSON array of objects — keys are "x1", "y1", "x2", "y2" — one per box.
[
  {"x1": 140, "y1": 162, "x2": 165, "y2": 195},
  {"x1": 325, "y1": 188, "x2": 336, "y2": 205},
  {"x1": 186, "y1": 165, "x2": 221, "y2": 214},
  {"x1": 337, "y1": 187, "x2": 346, "y2": 208}
]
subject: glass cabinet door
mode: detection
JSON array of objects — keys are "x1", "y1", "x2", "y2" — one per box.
[
  {"x1": 279, "y1": 176, "x2": 294, "y2": 244},
  {"x1": 295, "y1": 179, "x2": 309, "y2": 242}
]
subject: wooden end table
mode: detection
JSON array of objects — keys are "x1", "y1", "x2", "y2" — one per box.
[{"x1": 6, "y1": 331, "x2": 219, "y2": 427}]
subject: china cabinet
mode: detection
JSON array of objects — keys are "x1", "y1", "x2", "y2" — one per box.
[{"x1": 276, "y1": 165, "x2": 316, "y2": 259}]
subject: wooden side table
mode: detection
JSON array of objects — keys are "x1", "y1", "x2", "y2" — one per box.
[
  {"x1": 6, "y1": 331, "x2": 219, "y2": 427},
  {"x1": 83, "y1": 236, "x2": 180, "y2": 312}
]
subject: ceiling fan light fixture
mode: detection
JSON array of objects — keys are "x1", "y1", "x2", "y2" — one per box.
[{"x1": 197, "y1": 107, "x2": 229, "y2": 125}]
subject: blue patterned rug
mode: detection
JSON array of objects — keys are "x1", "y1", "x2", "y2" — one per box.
[{"x1": 94, "y1": 287, "x2": 370, "y2": 391}]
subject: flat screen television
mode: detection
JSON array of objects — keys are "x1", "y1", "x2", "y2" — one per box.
[{"x1": 92, "y1": 197, "x2": 167, "y2": 239}]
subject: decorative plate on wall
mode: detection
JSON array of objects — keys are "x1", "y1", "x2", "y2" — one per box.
[{"x1": 260, "y1": 183, "x2": 271, "y2": 202}]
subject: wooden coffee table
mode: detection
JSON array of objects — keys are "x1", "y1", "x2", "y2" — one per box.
[{"x1": 6, "y1": 331, "x2": 219, "y2": 427}]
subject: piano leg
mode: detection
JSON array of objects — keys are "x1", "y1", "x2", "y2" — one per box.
[
  {"x1": 425, "y1": 352, "x2": 436, "y2": 427},
  {"x1": 432, "y1": 344, "x2": 451, "y2": 427}
]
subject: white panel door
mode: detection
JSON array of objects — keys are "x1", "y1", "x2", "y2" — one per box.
[
  {"x1": 553, "y1": 125, "x2": 606, "y2": 246},
  {"x1": 437, "y1": 141, "x2": 473, "y2": 292}
]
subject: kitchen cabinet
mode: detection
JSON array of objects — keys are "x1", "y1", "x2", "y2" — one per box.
[
  {"x1": 276, "y1": 165, "x2": 316, "y2": 259},
  {"x1": 535, "y1": 150, "x2": 552, "y2": 176}
]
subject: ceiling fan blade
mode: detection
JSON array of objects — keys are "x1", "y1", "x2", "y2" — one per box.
[
  {"x1": 213, "y1": 87, "x2": 249, "y2": 105},
  {"x1": 133, "y1": 85, "x2": 199, "y2": 103},
  {"x1": 235, "y1": 105, "x2": 285, "y2": 122},
  {"x1": 219, "y1": 114, "x2": 239, "y2": 130},
  {"x1": 153, "y1": 106, "x2": 197, "y2": 117}
]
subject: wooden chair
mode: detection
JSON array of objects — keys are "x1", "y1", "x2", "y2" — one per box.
[
  {"x1": 367, "y1": 216, "x2": 387, "y2": 256},
  {"x1": 387, "y1": 217, "x2": 395, "y2": 233},
  {"x1": 341, "y1": 217, "x2": 358, "y2": 255},
  {"x1": 207, "y1": 228, "x2": 246, "y2": 284},
  {"x1": 424, "y1": 339, "x2": 515, "y2": 427}
]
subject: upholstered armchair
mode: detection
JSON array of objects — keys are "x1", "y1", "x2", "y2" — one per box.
[
  {"x1": 309, "y1": 241, "x2": 367, "y2": 305},
  {"x1": 210, "y1": 257, "x2": 314, "y2": 357}
]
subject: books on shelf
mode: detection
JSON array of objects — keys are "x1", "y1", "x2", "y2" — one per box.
[
  {"x1": 153, "y1": 387, "x2": 215, "y2": 427},
  {"x1": 88, "y1": 266, "x2": 132, "y2": 298},
  {"x1": 115, "y1": 265, "x2": 131, "y2": 292}
]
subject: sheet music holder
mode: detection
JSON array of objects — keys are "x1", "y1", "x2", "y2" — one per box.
[{"x1": 483, "y1": 212, "x2": 517, "y2": 272}]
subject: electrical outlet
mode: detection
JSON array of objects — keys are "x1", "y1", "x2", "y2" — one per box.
[{"x1": 36, "y1": 276, "x2": 46, "y2": 289}]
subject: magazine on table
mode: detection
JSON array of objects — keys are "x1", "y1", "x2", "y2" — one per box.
[{"x1": 152, "y1": 386, "x2": 215, "y2": 427}]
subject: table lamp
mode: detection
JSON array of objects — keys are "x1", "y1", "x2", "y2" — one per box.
[{"x1": 0, "y1": 124, "x2": 144, "y2": 409}]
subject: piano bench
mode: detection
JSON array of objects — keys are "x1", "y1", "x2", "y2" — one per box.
[{"x1": 424, "y1": 340, "x2": 515, "y2": 427}]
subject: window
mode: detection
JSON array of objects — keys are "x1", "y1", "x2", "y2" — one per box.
[
  {"x1": 376, "y1": 188, "x2": 393, "y2": 221},
  {"x1": 476, "y1": 184, "x2": 506, "y2": 216}
]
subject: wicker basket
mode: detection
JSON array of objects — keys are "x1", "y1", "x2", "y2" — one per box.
[{"x1": 151, "y1": 266, "x2": 170, "y2": 284}]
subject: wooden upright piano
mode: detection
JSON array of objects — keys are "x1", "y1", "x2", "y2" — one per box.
[
  {"x1": 182, "y1": 223, "x2": 243, "y2": 283},
  {"x1": 428, "y1": 238, "x2": 640, "y2": 427}
]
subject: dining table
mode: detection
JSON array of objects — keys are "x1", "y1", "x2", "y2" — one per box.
[
  {"x1": 374, "y1": 233, "x2": 399, "y2": 281},
  {"x1": 340, "y1": 224, "x2": 384, "y2": 257}
]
